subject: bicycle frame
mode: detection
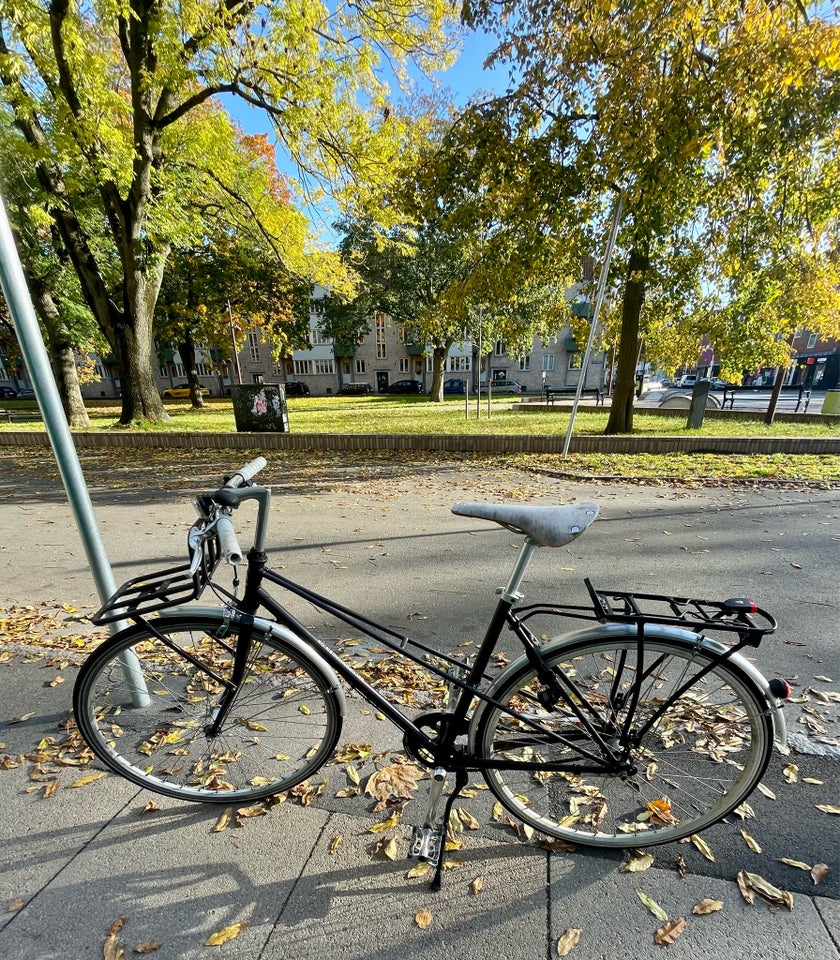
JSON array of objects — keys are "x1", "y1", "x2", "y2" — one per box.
[{"x1": 212, "y1": 542, "x2": 631, "y2": 776}]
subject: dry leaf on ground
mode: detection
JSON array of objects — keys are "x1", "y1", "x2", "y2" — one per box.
[
  {"x1": 690, "y1": 835, "x2": 716, "y2": 862},
  {"x1": 556, "y1": 928, "x2": 582, "y2": 956},
  {"x1": 654, "y1": 917, "x2": 687, "y2": 946},
  {"x1": 415, "y1": 908, "x2": 432, "y2": 929},
  {"x1": 104, "y1": 918, "x2": 125, "y2": 960},
  {"x1": 205, "y1": 922, "x2": 249, "y2": 946},
  {"x1": 620, "y1": 851, "x2": 654, "y2": 873},
  {"x1": 366, "y1": 763, "x2": 424, "y2": 801},
  {"x1": 811, "y1": 864, "x2": 829, "y2": 885},
  {"x1": 470, "y1": 875, "x2": 484, "y2": 895},
  {"x1": 692, "y1": 898, "x2": 724, "y2": 915},
  {"x1": 132, "y1": 943, "x2": 162, "y2": 954},
  {"x1": 737, "y1": 871, "x2": 794, "y2": 911},
  {"x1": 636, "y1": 890, "x2": 668, "y2": 922}
]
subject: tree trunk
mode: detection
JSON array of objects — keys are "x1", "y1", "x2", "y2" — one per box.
[
  {"x1": 178, "y1": 329, "x2": 205, "y2": 408},
  {"x1": 764, "y1": 363, "x2": 787, "y2": 426},
  {"x1": 116, "y1": 255, "x2": 170, "y2": 425},
  {"x1": 19, "y1": 259, "x2": 90, "y2": 428},
  {"x1": 605, "y1": 246, "x2": 650, "y2": 435},
  {"x1": 428, "y1": 345, "x2": 449, "y2": 401}
]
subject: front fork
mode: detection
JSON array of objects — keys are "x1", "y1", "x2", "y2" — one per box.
[{"x1": 205, "y1": 549, "x2": 267, "y2": 737}]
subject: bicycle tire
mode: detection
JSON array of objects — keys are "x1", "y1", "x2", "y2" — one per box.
[
  {"x1": 472, "y1": 632, "x2": 773, "y2": 847},
  {"x1": 73, "y1": 612, "x2": 344, "y2": 803}
]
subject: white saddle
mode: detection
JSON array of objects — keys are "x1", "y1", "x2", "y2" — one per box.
[{"x1": 451, "y1": 501, "x2": 599, "y2": 548}]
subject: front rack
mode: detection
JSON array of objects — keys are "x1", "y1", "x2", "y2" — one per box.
[
  {"x1": 90, "y1": 527, "x2": 221, "y2": 625},
  {"x1": 519, "y1": 577, "x2": 777, "y2": 647}
]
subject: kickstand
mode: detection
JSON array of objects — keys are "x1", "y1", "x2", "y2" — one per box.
[{"x1": 430, "y1": 767, "x2": 468, "y2": 892}]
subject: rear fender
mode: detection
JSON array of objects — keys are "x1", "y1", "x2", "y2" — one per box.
[{"x1": 470, "y1": 621, "x2": 786, "y2": 749}]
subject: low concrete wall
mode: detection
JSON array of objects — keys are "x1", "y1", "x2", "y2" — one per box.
[{"x1": 1, "y1": 430, "x2": 838, "y2": 455}]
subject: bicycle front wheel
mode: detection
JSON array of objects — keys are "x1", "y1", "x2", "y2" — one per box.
[
  {"x1": 473, "y1": 634, "x2": 773, "y2": 847},
  {"x1": 74, "y1": 613, "x2": 343, "y2": 803}
]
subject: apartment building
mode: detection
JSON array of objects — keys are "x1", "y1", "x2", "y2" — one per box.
[{"x1": 1, "y1": 287, "x2": 606, "y2": 399}]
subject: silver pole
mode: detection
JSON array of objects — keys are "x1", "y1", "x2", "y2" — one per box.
[
  {"x1": 562, "y1": 192, "x2": 624, "y2": 458},
  {"x1": 0, "y1": 189, "x2": 148, "y2": 703}
]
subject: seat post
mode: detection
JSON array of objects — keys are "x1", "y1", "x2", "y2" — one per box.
[{"x1": 500, "y1": 538, "x2": 539, "y2": 602}]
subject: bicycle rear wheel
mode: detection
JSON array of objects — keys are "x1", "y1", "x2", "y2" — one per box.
[
  {"x1": 74, "y1": 613, "x2": 343, "y2": 803},
  {"x1": 473, "y1": 634, "x2": 773, "y2": 847}
]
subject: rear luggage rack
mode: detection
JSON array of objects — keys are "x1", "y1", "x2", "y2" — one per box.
[{"x1": 518, "y1": 578, "x2": 777, "y2": 647}]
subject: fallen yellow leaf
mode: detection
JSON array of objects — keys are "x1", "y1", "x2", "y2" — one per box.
[
  {"x1": 212, "y1": 808, "x2": 233, "y2": 833},
  {"x1": 205, "y1": 921, "x2": 249, "y2": 946},
  {"x1": 415, "y1": 908, "x2": 432, "y2": 929},
  {"x1": 470, "y1": 875, "x2": 484, "y2": 895},
  {"x1": 556, "y1": 928, "x2": 582, "y2": 956},
  {"x1": 68, "y1": 772, "x2": 107, "y2": 788}
]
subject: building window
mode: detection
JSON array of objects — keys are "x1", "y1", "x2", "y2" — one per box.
[
  {"x1": 310, "y1": 297, "x2": 325, "y2": 315},
  {"x1": 397, "y1": 325, "x2": 407, "y2": 344},
  {"x1": 426, "y1": 356, "x2": 434, "y2": 373},
  {"x1": 568, "y1": 353, "x2": 582, "y2": 370},
  {"x1": 399, "y1": 358, "x2": 410, "y2": 373},
  {"x1": 355, "y1": 359, "x2": 366, "y2": 375},
  {"x1": 375, "y1": 314, "x2": 386, "y2": 359},
  {"x1": 518, "y1": 356, "x2": 531, "y2": 372},
  {"x1": 173, "y1": 362, "x2": 186, "y2": 378},
  {"x1": 311, "y1": 325, "x2": 331, "y2": 345},
  {"x1": 494, "y1": 338, "x2": 505, "y2": 357},
  {"x1": 314, "y1": 359, "x2": 334, "y2": 375},
  {"x1": 294, "y1": 360, "x2": 312, "y2": 376},
  {"x1": 448, "y1": 356, "x2": 472, "y2": 372},
  {"x1": 247, "y1": 329, "x2": 261, "y2": 363},
  {"x1": 807, "y1": 332, "x2": 817, "y2": 349},
  {"x1": 542, "y1": 355, "x2": 555, "y2": 372}
]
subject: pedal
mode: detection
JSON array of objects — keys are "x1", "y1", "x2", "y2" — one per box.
[{"x1": 409, "y1": 826, "x2": 443, "y2": 864}]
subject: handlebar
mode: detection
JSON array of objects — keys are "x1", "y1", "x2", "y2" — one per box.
[
  {"x1": 224, "y1": 456, "x2": 267, "y2": 489},
  {"x1": 215, "y1": 515, "x2": 244, "y2": 565}
]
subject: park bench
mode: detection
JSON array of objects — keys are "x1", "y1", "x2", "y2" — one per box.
[
  {"x1": 1, "y1": 407, "x2": 43, "y2": 423},
  {"x1": 544, "y1": 386, "x2": 605, "y2": 407}
]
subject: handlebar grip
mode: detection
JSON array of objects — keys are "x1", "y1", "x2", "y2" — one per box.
[
  {"x1": 225, "y1": 456, "x2": 268, "y2": 489},
  {"x1": 215, "y1": 515, "x2": 244, "y2": 565}
]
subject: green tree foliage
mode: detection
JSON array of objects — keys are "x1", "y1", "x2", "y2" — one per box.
[
  {"x1": 332, "y1": 103, "x2": 582, "y2": 398},
  {"x1": 464, "y1": 0, "x2": 840, "y2": 432},
  {"x1": 0, "y1": 0, "x2": 457, "y2": 423}
]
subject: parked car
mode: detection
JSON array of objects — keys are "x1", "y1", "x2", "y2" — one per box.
[
  {"x1": 337, "y1": 382, "x2": 374, "y2": 395},
  {"x1": 283, "y1": 381, "x2": 311, "y2": 396},
  {"x1": 161, "y1": 383, "x2": 210, "y2": 399},
  {"x1": 675, "y1": 375, "x2": 697, "y2": 387},
  {"x1": 482, "y1": 379, "x2": 526, "y2": 394},
  {"x1": 16, "y1": 387, "x2": 36, "y2": 399},
  {"x1": 443, "y1": 378, "x2": 466, "y2": 395},
  {"x1": 0, "y1": 386, "x2": 18, "y2": 399},
  {"x1": 383, "y1": 379, "x2": 422, "y2": 394}
]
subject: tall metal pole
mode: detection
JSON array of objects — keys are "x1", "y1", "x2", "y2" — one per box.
[
  {"x1": 0, "y1": 189, "x2": 148, "y2": 702},
  {"x1": 562, "y1": 193, "x2": 624, "y2": 458}
]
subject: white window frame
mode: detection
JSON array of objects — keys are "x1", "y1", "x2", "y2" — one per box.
[
  {"x1": 294, "y1": 359, "x2": 312, "y2": 376},
  {"x1": 314, "y1": 359, "x2": 335, "y2": 375},
  {"x1": 542, "y1": 355, "x2": 555, "y2": 372}
]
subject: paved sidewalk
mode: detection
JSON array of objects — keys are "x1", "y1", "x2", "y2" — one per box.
[{"x1": 0, "y1": 451, "x2": 838, "y2": 959}]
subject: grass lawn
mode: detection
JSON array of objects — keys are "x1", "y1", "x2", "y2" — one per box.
[
  {"x1": 3, "y1": 394, "x2": 835, "y2": 437},
  {"x1": 1, "y1": 395, "x2": 837, "y2": 484}
]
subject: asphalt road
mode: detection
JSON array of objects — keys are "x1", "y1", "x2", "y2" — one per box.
[{"x1": 1, "y1": 447, "x2": 837, "y2": 903}]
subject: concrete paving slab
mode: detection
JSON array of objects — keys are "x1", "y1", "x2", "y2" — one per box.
[
  {"x1": 266, "y1": 810, "x2": 551, "y2": 960},
  {"x1": 0, "y1": 791, "x2": 331, "y2": 960},
  {"x1": 547, "y1": 864, "x2": 839, "y2": 960}
]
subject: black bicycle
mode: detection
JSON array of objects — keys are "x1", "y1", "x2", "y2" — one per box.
[{"x1": 74, "y1": 457, "x2": 790, "y2": 888}]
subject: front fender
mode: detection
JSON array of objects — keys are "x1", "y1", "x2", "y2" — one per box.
[{"x1": 148, "y1": 605, "x2": 346, "y2": 717}]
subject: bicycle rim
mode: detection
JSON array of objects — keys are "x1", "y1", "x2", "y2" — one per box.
[
  {"x1": 74, "y1": 615, "x2": 342, "y2": 802},
  {"x1": 474, "y1": 637, "x2": 773, "y2": 847}
]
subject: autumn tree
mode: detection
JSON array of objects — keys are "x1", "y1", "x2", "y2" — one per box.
[
  {"x1": 464, "y1": 0, "x2": 840, "y2": 432},
  {"x1": 333, "y1": 103, "x2": 582, "y2": 398},
  {"x1": 0, "y1": 0, "x2": 457, "y2": 423}
]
